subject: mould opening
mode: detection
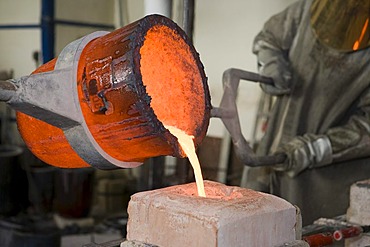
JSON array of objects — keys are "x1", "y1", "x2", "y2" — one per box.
[{"x1": 172, "y1": 181, "x2": 244, "y2": 200}]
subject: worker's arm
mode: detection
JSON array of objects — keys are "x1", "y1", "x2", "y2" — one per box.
[
  {"x1": 276, "y1": 86, "x2": 370, "y2": 177},
  {"x1": 328, "y1": 86, "x2": 370, "y2": 163},
  {"x1": 252, "y1": 0, "x2": 305, "y2": 95}
]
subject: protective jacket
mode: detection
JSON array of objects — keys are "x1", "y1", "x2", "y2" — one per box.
[{"x1": 246, "y1": 0, "x2": 370, "y2": 224}]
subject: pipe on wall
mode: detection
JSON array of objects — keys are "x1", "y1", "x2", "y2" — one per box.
[
  {"x1": 144, "y1": 0, "x2": 173, "y2": 18},
  {"x1": 41, "y1": 0, "x2": 55, "y2": 63},
  {"x1": 183, "y1": 0, "x2": 195, "y2": 42}
]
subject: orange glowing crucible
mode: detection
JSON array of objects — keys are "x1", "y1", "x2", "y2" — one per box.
[{"x1": 14, "y1": 15, "x2": 211, "y2": 169}]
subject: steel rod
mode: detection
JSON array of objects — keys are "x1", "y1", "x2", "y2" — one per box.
[{"x1": 0, "y1": 80, "x2": 16, "y2": 102}]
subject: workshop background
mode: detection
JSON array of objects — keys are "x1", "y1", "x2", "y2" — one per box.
[{"x1": 0, "y1": 0, "x2": 304, "y2": 246}]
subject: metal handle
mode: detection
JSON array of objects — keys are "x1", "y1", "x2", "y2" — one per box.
[
  {"x1": 211, "y1": 68, "x2": 286, "y2": 167},
  {"x1": 0, "y1": 80, "x2": 17, "y2": 102}
]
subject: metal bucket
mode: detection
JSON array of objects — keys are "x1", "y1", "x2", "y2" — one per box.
[
  {"x1": 22, "y1": 154, "x2": 56, "y2": 215},
  {"x1": 26, "y1": 165, "x2": 55, "y2": 214},
  {"x1": 0, "y1": 145, "x2": 25, "y2": 216},
  {"x1": 54, "y1": 168, "x2": 95, "y2": 218}
]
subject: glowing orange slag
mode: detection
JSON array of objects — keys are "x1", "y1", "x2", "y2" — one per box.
[
  {"x1": 140, "y1": 24, "x2": 207, "y2": 197},
  {"x1": 139, "y1": 24, "x2": 205, "y2": 135}
]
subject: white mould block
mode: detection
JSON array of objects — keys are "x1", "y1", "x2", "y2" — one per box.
[
  {"x1": 127, "y1": 180, "x2": 296, "y2": 247},
  {"x1": 347, "y1": 179, "x2": 370, "y2": 225},
  {"x1": 346, "y1": 179, "x2": 370, "y2": 247}
]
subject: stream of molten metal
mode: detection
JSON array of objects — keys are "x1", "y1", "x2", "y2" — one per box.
[{"x1": 165, "y1": 125, "x2": 206, "y2": 197}]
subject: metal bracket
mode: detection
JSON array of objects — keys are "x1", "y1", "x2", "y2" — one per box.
[{"x1": 0, "y1": 32, "x2": 142, "y2": 170}]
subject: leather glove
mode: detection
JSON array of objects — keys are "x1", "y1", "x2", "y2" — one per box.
[
  {"x1": 274, "y1": 134, "x2": 333, "y2": 177},
  {"x1": 258, "y1": 56, "x2": 292, "y2": 95}
]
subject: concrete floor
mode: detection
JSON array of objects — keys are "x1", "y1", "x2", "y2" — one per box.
[{"x1": 61, "y1": 232, "x2": 122, "y2": 247}]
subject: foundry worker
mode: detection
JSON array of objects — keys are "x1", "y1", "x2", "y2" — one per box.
[{"x1": 241, "y1": 0, "x2": 370, "y2": 225}]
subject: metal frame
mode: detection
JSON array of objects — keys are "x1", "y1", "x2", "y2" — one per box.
[
  {"x1": 0, "y1": 0, "x2": 115, "y2": 63},
  {"x1": 211, "y1": 68, "x2": 286, "y2": 167}
]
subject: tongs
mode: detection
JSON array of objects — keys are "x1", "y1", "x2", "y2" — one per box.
[{"x1": 211, "y1": 68, "x2": 286, "y2": 167}]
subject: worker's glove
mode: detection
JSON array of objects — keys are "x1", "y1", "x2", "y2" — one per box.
[
  {"x1": 258, "y1": 56, "x2": 292, "y2": 95},
  {"x1": 274, "y1": 134, "x2": 333, "y2": 177}
]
